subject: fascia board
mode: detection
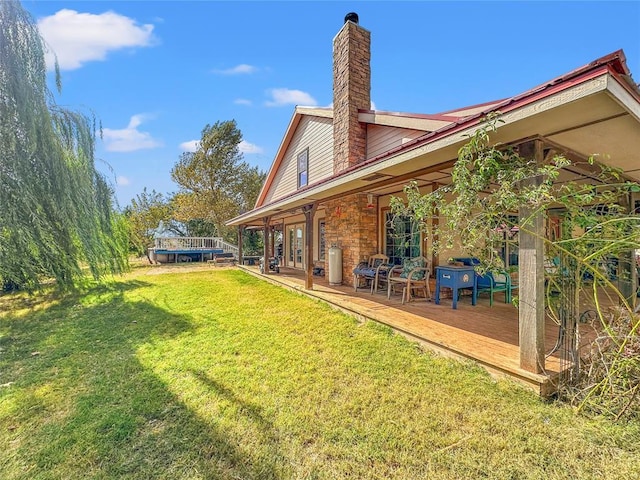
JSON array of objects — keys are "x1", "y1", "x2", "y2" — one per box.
[{"x1": 605, "y1": 75, "x2": 640, "y2": 123}]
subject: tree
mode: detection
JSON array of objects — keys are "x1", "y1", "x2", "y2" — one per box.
[
  {"x1": 242, "y1": 228, "x2": 264, "y2": 256},
  {"x1": 0, "y1": 0, "x2": 128, "y2": 290},
  {"x1": 124, "y1": 188, "x2": 176, "y2": 262},
  {"x1": 171, "y1": 121, "x2": 266, "y2": 242},
  {"x1": 391, "y1": 114, "x2": 640, "y2": 419}
]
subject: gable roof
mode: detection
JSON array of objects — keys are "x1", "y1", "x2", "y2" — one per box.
[
  {"x1": 229, "y1": 50, "x2": 640, "y2": 227},
  {"x1": 254, "y1": 107, "x2": 332, "y2": 208},
  {"x1": 254, "y1": 105, "x2": 497, "y2": 209}
]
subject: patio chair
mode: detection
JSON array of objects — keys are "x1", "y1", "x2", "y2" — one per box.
[
  {"x1": 387, "y1": 255, "x2": 431, "y2": 304},
  {"x1": 476, "y1": 270, "x2": 511, "y2": 306},
  {"x1": 353, "y1": 254, "x2": 390, "y2": 294},
  {"x1": 453, "y1": 257, "x2": 514, "y2": 305}
]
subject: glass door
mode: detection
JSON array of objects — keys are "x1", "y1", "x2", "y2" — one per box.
[
  {"x1": 287, "y1": 226, "x2": 295, "y2": 267},
  {"x1": 286, "y1": 224, "x2": 305, "y2": 269},
  {"x1": 295, "y1": 225, "x2": 304, "y2": 268}
]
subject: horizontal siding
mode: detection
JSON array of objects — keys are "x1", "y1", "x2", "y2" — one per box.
[
  {"x1": 264, "y1": 116, "x2": 333, "y2": 203},
  {"x1": 366, "y1": 125, "x2": 425, "y2": 160}
]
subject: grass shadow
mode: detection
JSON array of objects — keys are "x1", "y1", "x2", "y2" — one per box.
[
  {"x1": 0, "y1": 281, "x2": 282, "y2": 479},
  {"x1": 190, "y1": 369, "x2": 278, "y2": 441},
  {"x1": 0, "y1": 279, "x2": 152, "y2": 316}
]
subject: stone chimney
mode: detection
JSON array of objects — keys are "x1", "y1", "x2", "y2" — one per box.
[{"x1": 332, "y1": 12, "x2": 371, "y2": 174}]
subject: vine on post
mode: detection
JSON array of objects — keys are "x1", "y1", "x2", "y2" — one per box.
[{"x1": 390, "y1": 114, "x2": 640, "y2": 419}]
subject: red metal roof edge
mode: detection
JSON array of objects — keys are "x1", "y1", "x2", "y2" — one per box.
[
  {"x1": 357, "y1": 71, "x2": 610, "y2": 168},
  {"x1": 508, "y1": 49, "x2": 628, "y2": 103},
  {"x1": 436, "y1": 50, "x2": 629, "y2": 118},
  {"x1": 362, "y1": 50, "x2": 633, "y2": 168},
  {"x1": 247, "y1": 50, "x2": 636, "y2": 219}
]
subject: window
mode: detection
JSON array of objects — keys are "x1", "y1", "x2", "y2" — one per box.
[
  {"x1": 493, "y1": 214, "x2": 519, "y2": 267},
  {"x1": 385, "y1": 212, "x2": 421, "y2": 265},
  {"x1": 297, "y1": 148, "x2": 308, "y2": 188},
  {"x1": 288, "y1": 227, "x2": 294, "y2": 262},
  {"x1": 318, "y1": 220, "x2": 326, "y2": 260}
]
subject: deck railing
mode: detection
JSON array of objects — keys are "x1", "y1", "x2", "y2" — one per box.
[{"x1": 153, "y1": 237, "x2": 239, "y2": 258}]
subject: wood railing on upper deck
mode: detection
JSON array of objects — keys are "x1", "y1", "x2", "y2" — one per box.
[{"x1": 153, "y1": 237, "x2": 239, "y2": 258}]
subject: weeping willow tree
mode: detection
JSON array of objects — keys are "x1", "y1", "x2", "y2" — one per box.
[{"x1": 0, "y1": 1, "x2": 128, "y2": 290}]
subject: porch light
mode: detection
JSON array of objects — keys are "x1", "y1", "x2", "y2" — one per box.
[{"x1": 366, "y1": 193, "x2": 375, "y2": 209}]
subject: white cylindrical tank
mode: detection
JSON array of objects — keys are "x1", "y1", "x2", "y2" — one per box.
[{"x1": 328, "y1": 246, "x2": 343, "y2": 285}]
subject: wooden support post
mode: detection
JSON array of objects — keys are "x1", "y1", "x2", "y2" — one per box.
[
  {"x1": 262, "y1": 216, "x2": 271, "y2": 275},
  {"x1": 303, "y1": 203, "x2": 318, "y2": 290},
  {"x1": 237, "y1": 225, "x2": 244, "y2": 266},
  {"x1": 518, "y1": 140, "x2": 546, "y2": 373},
  {"x1": 431, "y1": 182, "x2": 440, "y2": 271},
  {"x1": 618, "y1": 193, "x2": 636, "y2": 305},
  {"x1": 633, "y1": 195, "x2": 640, "y2": 313}
]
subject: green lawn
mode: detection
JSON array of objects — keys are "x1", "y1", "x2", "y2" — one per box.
[{"x1": 1, "y1": 267, "x2": 638, "y2": 479}]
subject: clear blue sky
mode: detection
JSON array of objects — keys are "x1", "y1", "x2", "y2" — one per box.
[{"x1": 22, "y1": 1, "x2": 640, "y2": 208}]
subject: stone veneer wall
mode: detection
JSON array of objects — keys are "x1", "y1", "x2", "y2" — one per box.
[
  {"x1": 325, "y1": 17, "x2": 376, "y2": 284},
  {"x1": 324, "y1": 193, "x2": 378, "y2": 283},
  {"x1": 332, "y1": 20, "x2": 370, "y2": 174}
]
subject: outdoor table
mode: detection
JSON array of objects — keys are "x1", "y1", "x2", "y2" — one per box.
[
  {"x1": 435, "y1": 265, "x2": 477, "y2": 309},
  {"x1": 242, "y1": 255, "x2": 261, "y2": 266}
]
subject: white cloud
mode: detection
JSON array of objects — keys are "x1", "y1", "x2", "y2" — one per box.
[
  {"x1": 234, "y1": 98, "x2": 252, "y2": 106},
  {"x1": 102, "y1": 114, "x2": 162, "y2": 152},
  {"x1": 180, "y1": 140, "x2": 199, "y2": 152},
  {"x1": 265, "y1": 88, "x2": 317, "y2": 107},
  {"x1": 239, "y1": 141, "x2": 263, "y2": 154},
  {"x1": 116, "y1": 176, "x2": 131, "y2": 186},
  {"x1": 213, "y1": 64, "x2": 258, "y2": 75},
  {"x1": 37, "y1": 9, "x2": 156, "y2": 70}
]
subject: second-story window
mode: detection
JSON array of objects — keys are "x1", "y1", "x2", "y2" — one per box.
[{"x1": 297, "y1": 148, "x2": 308, "y2": 188}]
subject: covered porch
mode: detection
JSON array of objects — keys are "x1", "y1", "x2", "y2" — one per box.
[
  {"x1": 228, "y1": 50, "x2": 640, "y2": 392},
  {"x1": 239, "y1": 264, "x2": 604, "y2": 396}
]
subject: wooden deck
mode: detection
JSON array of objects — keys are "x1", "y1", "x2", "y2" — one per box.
[{"x1": 239, "y1": 265, "x2": 603, "y2": 396}]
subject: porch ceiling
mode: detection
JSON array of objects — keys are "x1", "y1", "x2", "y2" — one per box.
[{"x1": 549, "y1": 114, "x2": 640, "y2": 180}]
